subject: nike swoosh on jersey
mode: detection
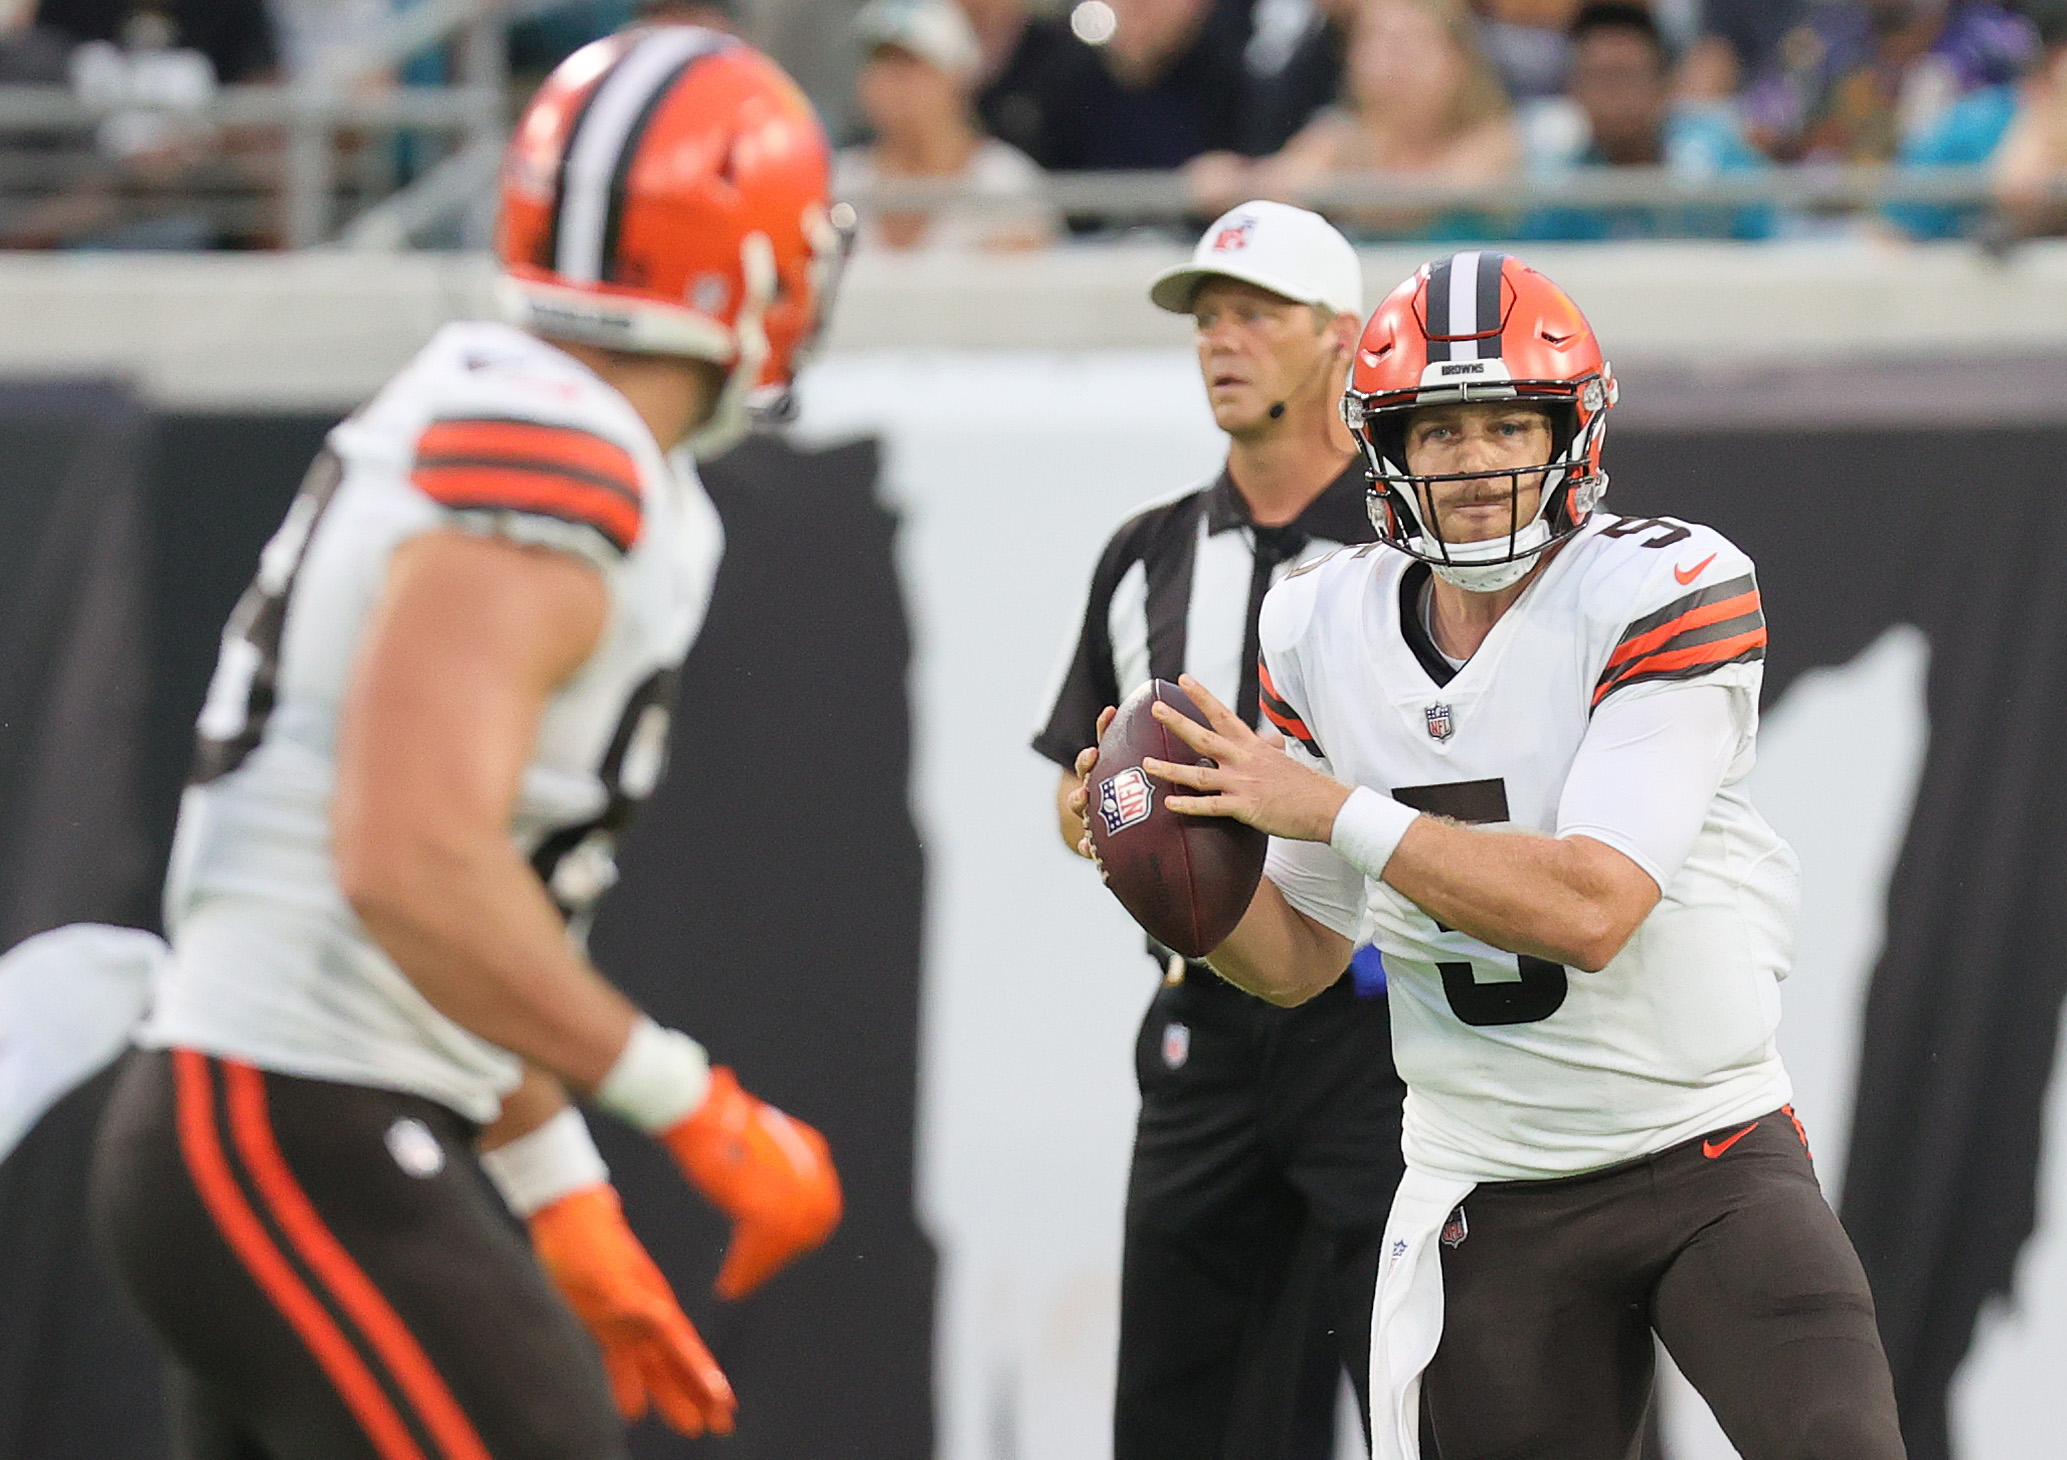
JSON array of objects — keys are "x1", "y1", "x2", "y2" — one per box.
[
  {"x1": 1702, "y1": 1122, "x2": 1759, "y2": 1158},
  {"x1": 1673, "y1": 553, "x2": 1717, "y2": 585}
]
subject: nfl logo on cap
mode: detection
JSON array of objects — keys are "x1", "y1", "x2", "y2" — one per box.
[
  {"x1": 1212, "y1": 215, "x2": 1255, "y2": 252},
  {"x1": 1425, "y1": 703, "x2": 1454, "y2": 742}
]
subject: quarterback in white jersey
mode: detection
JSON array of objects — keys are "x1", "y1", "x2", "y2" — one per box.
[
  {"x1": 1257, "y1": 511, "x2": 1796, "y2": 1184},
  {"x1": 92, "y1": 31, "x2": 845, "y2": 1460},
  {"x1": 1080, "y1": 254, "x2": 1906, "y2": 1460}
]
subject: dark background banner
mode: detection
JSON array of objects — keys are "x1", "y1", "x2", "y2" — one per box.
[{"x1": 0, "y1": 392, "x2": 2059, "y2": 1460}]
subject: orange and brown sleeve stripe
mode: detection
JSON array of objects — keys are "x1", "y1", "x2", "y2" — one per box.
[
  {"x1": 1594, "y1": 573, "x2": 1766, "y2": 708},
  {"x1": 413, "y1": 417, "x2": 642, "y2": 555},
  {"x1": 1258, "y1": 657, "x2": 1324, "y2": 759}
]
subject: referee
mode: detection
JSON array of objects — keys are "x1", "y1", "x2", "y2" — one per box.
[{"x1": 1034, "y1": 202, "x2": 1406, "y2": 1460}]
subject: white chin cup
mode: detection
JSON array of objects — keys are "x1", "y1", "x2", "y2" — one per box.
[{"x1": 1415, "y1": 516, "x2": 1555, "y2": 593}]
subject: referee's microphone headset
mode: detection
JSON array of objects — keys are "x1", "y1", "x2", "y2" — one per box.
[{"x1": 1267, "y1": 331, "x2": 1354, "y2": 421}]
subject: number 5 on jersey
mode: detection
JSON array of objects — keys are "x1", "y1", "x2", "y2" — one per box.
[{"x1": 1391, "y1": 778, "x2": 1570, "y2": 1027}]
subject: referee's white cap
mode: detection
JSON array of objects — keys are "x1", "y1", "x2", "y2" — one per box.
[{"x1": 1149, "y1": 201, "x2": 1364, "y2": 321}]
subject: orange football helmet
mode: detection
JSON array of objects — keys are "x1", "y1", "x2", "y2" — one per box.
[
  {"x1": 1343, "y1": 251, "x2": 1618, "y2": 592},
  {"x1": 497, "y1": 26, "x2": 845, "y2": 456}
]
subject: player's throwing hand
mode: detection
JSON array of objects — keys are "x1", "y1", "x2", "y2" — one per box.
[{"x1": 1142, "y1": 674, "x2": 1351, "y2": 843}]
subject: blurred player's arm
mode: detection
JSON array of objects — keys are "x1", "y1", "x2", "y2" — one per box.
[
  {"x1": 334, "y1": 529, "x2": 636, "y2": 1085},
  {"x1": 1146, "y1": 675, "x2": 1665, "y2": 976},
  {"x1": 336, "y1": 529, "x2": 839, "y2": 1300}
]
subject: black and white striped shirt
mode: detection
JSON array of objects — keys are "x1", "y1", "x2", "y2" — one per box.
[{"x1": 1034, "y1": 461, "x2": 1373, "y2": 769}]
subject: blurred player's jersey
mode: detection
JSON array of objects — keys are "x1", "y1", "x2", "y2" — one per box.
[
  {"x1": 141, "y1": 321, "x2": 723, "y2": 1122},
  {"x1": 1259, "y1": 514, "x2": 1797, "y2": 1182}
]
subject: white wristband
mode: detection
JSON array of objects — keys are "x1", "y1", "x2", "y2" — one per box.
[
  {"x1": 480, "y1": 1105, "x2": 609, "y2": 1217},
  {"x1": 595, "y1": 1018, "x2": 712, "y2": 1133},
  {"x1": 1328, "y1": 786, "x2": 1420, "y2": 883}
]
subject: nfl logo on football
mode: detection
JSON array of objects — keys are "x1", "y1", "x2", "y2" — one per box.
[
  {"x1": 1424, "y1": 703, "x2": 1454, "y2": 742},
  {"x1": 1098, "y1": 766, "x2": 1156, "y2": 835}
]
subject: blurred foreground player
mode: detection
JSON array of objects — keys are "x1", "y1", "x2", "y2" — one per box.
[
  {"x1": 1076, "y1": 253, "x2": 1906, "y2": 1459},
  {"x1": 89, "y1": 29, "x2": 845, "y2": 1460},
  {"x1": 1037, "y1": 201, "x2": 1406, "y2": 1459}
]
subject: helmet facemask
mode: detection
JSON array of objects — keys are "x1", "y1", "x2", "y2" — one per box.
[
  {"x1": 1348, "y1": 375, "x2": 1610, "y2": 593},
  {"x1": 1344, "y1": 251, "x2": 1617, "y2": 593}
]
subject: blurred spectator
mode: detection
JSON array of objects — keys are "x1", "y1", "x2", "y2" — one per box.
[
  {"x1": 1739, "y1": 0, "x2": 2035, "y2": 160},
  {"x1": 1676, "y1": 0, "x2": 1806, "y2": 100},
  {"x1": 1883, "y1": 42, "x2": 2021, "y2": 234},
  {"x1": 1522, "y1": 0, "x2": 1771, "y2": 237},
  {"x1": 1195, "y1": 0, "x2": 1518, "y2": 232},
  {"x1": 634, "y1": 0, "x2": 738, "y2": 30},
  {"x1": 971, "y1": 0, "x2": 1246, "y2": 170},
  {"x1": 837, "y1": 0, "x2": 1058, "y2": 249},
  {"x1": 1991, "y1": 0, "x2": 2067, "y2": 233},
  {"x1": 39, "y1": 0, "x2": 274, "y2": 82},
  {"x1": 4, "y1": 0, "x2": 267, "y2": 248},
  {"x1": 1234, "y1": 0, "x2": 1355, "y2": 154},
  {"x1": 970, "y1": 0, "x2": 1092, "y2": 160},
  {"x1": 1475, "y1": 0, "x2": 1582, "y2": 101},
  {"x1": 960, "y1": 0, "x2": 1034, "y2": 76},
  {"x1": 0, "y1": 0, "x2": 70, "y2": 82}
]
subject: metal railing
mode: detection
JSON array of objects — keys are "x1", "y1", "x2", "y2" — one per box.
[
  {"x1": 847, "y1": 163, "x2": 2028, "y2": 220},
  {"x1": 0, "y1": 0, "x2": 511, "y2": 250},
  {"x1": 0, "y1": 30, "x2": 2043, "y2": 255}
]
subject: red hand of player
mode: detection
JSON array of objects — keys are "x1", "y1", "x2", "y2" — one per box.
[
  {"x1": 659, "y1": 1067, "x2": 843, "y2": 1299},
  {"x1": 1144, "y1": 674, "x2": 1351, "y2": 844},
  {"x1": 528, "y1": 1184, "x2": 737, "y2": 1437}
]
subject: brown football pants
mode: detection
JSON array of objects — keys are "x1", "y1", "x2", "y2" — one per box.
[{"x1": 1423, "y1": 1110, "x2": 1907, "y2": 1460}]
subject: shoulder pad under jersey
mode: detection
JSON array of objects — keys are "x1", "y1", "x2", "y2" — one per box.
[{"x1": 1573, "y1": 515, "x2": 1764, "y2": 709}]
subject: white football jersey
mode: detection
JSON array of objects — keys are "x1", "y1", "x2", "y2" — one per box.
[
  {"x1": 1259, "y1": 513, "x2": 1799, "y2": 1182},
  {"x1": 141, "y1": 321, "x2": 723, "y2": 1121}
]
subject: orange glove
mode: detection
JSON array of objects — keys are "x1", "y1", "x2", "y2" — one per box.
[
  {"x1": 528, "y1": 1183, "x2": 737, "y2": 1437},
  {"x1": 659, "y1": 1067, "x2": 843, "y2": 1299}
]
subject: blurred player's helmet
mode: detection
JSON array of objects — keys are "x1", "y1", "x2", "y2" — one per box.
[
  {"x1": 497, "y1": 26, "x2": 847, "y2": 457},
  {"x1": 1344, "y1": 251, "x2": 1617, "y2": 593}
]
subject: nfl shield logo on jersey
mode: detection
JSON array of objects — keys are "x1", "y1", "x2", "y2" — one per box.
[
  {"x1": 1098, "y1": 766, "x2": 1155, "y2": 834},
  {"x1": 1424, "y1": 703, "x2": 1454, "y2": 741},
  {"x1": 1162, "y1": 1021, "x2": 1191, "y2": 1069}
]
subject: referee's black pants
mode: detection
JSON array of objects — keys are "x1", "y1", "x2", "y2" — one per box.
[{"x1": 1116, "y1": 968, "x2": 1406, "y2": 1460}]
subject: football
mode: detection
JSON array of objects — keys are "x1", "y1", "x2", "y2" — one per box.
[{"x1": 1086, "y1": 679, "x2": 1268, "y2": 959}]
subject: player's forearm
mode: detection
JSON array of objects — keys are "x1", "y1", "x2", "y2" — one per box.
[
  {"x1": 1205, "y1": 877, "x2": 1352, "y2": 1006},
  {"x1": 1379, "y1": 817, "x2": 1652, "y2": 973},
  {"x1": 339, "y1": 830, "x2": 638, "y2": 1089}
]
